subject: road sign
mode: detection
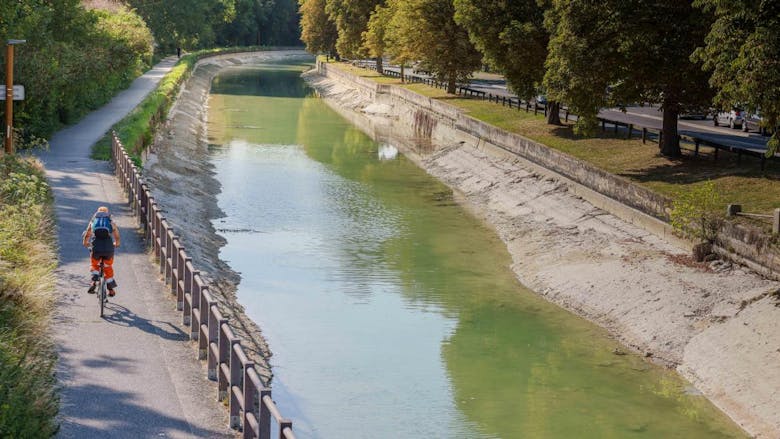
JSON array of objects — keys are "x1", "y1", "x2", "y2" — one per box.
[{"x1": 0, "y1": 85, "x2": 25, "y2": 101}]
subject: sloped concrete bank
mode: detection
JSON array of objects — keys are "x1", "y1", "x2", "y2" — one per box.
[
  {"x1": 307, "y1": 65, "x2": 780, "y2": 437},
  {"x1": 142, "y1": 50, "x2": 314, "y2": 383}
]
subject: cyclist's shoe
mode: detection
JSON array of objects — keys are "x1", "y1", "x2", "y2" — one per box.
[
  {"x1": 108, "y1": 288, "x2": 116, "y2": 297},
  {"x1": 87, "y1": 282, "x2": 97, "y2": 294}
]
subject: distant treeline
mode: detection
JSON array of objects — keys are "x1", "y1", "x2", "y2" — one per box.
[{"x1": 124, "y1": 0, "x2": 301, "y2": 53}]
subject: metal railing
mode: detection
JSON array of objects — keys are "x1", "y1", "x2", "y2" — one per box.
[
  {"x1": 727, "y1": 204, "x2": 780, "y2": 234},
  {"x1": 111, "y1": 132, "x2": 296, "y2": 439}
]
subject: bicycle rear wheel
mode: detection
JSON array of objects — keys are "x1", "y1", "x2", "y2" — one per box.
[{"x1": 99, "y1": 277, "x2": 106, "y2": 318}]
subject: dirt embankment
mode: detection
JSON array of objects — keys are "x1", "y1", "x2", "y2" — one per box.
[
  {"x1": 142, "y1": 50, "x2": 312, "y2": 384},
  {"x1": 305, "y1": 71, "x2": 780, "y2": 438}
]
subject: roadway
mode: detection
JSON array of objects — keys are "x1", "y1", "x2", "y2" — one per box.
[{"x1": 38, "y1": 58, "x2": 234, "y2": 438}]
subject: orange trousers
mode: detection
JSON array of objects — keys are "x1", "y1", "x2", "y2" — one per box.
[{"x1": 90, "y1": 255, "x2": 114, "y2": 280}]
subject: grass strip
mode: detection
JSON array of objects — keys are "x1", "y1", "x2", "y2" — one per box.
[{"x1": 0, "y1": 155, "x2": 58, "y2": 437}]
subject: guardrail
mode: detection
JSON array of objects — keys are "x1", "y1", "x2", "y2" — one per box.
[
  {"x1": 111, "y1": 132, "x2": 296, "y2": 439},
  {"x1": 727, "y1": 204, "x2": 780, "y2": 234}
]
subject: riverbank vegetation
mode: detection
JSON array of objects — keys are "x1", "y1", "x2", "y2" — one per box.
[
  {"x1": 299, "y1": 0, "x2": 779, "y2": 159},
  {"x1": 328, "y1": 62, "x2": 780, "y2": 223},
  {"x1": 0, "y1": 155, "x2": 58, "y2": 437},
  {"x1": 0, "y1": 1, "x2": 154, "y2": 140}
]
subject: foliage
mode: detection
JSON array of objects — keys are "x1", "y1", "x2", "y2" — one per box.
[
  {"x1": 694, "y1": 0, "x2": 780, "y2": 157},
  {"x1": 362, "y1": 3, "x2": 392, "y2": 60},
  {"x1": 453, "y1": 0, "x2": 547, "y2": 101},
  {"x1": 388, "y1": 0, "x2": 482, "y2": 94},
  {"x1": 0, "y1": 1, "x2": 153, "y2": 139},
  {"x1": 299, "y1": 0, "x2": 339, "y2": 56},
  {"x1": 325, "y1": 0, "x2": 384, "y2": 58},
  {"x1": 670, "y1": 181, "x2": 723, "y2": 243},
  {"x1": 0, "y1": 156, "x2": 58, "y2": 438},
  {"x1": 543, "y1": 0, "x2": 713, "y2": 156}
]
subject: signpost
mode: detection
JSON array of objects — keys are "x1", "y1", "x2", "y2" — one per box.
[
  {"x1": 4, "y1": 39, "x2": 26, "y2": 155},
  {"x1": 0, "y1": 85, "x2": 24, "y2": 101}
]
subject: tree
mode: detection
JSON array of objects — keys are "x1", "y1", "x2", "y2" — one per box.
[
  {"x1": 299, "y1": 0, "x2": 338, "y2": 57},
  {"x1": 544, "y1": 0, "x2": 713, "y2": 157},
  {"x1": 389, "y1": 0, "x2": 481, "y2": 94},
  {"x1": 325, "y1": 0, "x2": 384, "y2": 59},
  {"x1": 453, "y1": 0, "x2": 561, "y2": 124},
  {"x1": 362, "y1": 3, "x2": 393, "y2": 73},
  {"x1": 694, "y1": 1, "x2": 780, "y2": 156}
]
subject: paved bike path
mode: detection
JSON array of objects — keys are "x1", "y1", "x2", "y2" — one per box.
[{"x1": 38, "y1": 58, "x2": 234, "y2": 438}]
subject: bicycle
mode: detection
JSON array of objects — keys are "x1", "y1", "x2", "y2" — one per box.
[{"x1": 95, "y1": 258, "x2": 108, "y2": 318}]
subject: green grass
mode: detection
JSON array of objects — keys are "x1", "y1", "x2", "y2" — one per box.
[
  {"x1": 329, "y1": 61, "x2": 780, "y2": 225},
  {"x1": 0, "y1": 155, "x2": 58, "y2": 438}
]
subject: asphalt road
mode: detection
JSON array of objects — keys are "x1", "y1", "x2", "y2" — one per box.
[{"x1": 37, "y1": 58, "x2": 233, "y2": 438}]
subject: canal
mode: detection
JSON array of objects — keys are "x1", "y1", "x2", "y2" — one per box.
[{"x1": 206, "y1": 61, "x2": 744, "y2": 438}]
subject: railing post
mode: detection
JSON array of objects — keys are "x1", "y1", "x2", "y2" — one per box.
[
  {"x1": 230, "y1": 348, "x2": 248, "y2": 429},
  {"x1": 279, "y1": 420, "x2": 292, "y2": 439},
  {"x1": 773, "y1": 208, "x2": 780, "y2": 235},
  {"x1": 259, "y1": 389, "x2": 271, "y2": 439}
]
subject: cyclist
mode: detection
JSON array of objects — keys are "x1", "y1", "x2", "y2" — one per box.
[{"x1": 82, "y1": 206, "x2": 121, "y2": 296}]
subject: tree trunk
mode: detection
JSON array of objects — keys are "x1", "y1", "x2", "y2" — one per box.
[
  {"x1": 661, "y1": 102, "x2": 681, "y2": 158},
  {"x1": 447, "y1": 73, "x2": 457, "y2": 94},
  {"x1": 400, "y1": 64, "x2": 405, "y2": 83},
  {"x1": 546, "y1": 100, "x2": 562, "y2": 125},
  {"x1": 376, "y1": 57, "x2": 383, "y2": 75}
]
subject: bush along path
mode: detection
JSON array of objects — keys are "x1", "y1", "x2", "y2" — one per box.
[{"x1": 37, "y1": 57, "x2": 234, "y2": 438}]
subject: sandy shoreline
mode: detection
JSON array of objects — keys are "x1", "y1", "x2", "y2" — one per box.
[{"x1": 305, "y1": 71, "x2": 780, "y2": 437}]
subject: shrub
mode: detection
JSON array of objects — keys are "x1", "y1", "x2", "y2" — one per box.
[{"x1": 670, "y1": 180, "x2": 723, "y2": 243}]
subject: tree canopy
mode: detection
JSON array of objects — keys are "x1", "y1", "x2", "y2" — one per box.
[
  {"x1": 389, "y1": 0, "x2": 481, "y2": 93},
  {"x1": 544, "y1": 0, "x2": 712, "y2": 156},
  {"x1": 325, "y1": 0, "x2": 384, "y2": 58},
  {"x1": 694, "y1": 0, "x2": 780, "y2": 155},
  {"x1": 300, "y1": 0, "x2": 338, "y2": 57}
]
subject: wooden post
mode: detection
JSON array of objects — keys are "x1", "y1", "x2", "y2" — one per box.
[
  {"x1": 726, "y1": 204, "x2": 742, "y2": 217},
  {"x1": 642, "y1": 127, "x2": 647, "y2": 144},
  {"x1": 773, "y1": 208, "x2": 780, "y2": 235},
  {"x1": 626, "y1": 124, "x2": 633, "y2": 139}
]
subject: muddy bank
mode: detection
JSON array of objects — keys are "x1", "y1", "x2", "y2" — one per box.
[
  {"x1": 142, "y1": 50, "x2": 313, "y2": 383},
  {"x1": 305, "y1": 70, "x2": 780, "y2": 438}
]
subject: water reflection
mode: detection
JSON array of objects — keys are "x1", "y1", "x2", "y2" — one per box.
[{"x1": 206, "y1": 62, "x2": 746, "y2": 438}]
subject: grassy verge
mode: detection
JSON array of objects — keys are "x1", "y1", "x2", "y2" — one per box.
[
  {"x1": 92, "y1": 46, "x2": 270, "y2": 162},
  {"x1": 0, "y1": 155, "x2": 58, "y2": 437},
  {"x1": 331, "y1": 62, "x2": 780, "y2": 222}
]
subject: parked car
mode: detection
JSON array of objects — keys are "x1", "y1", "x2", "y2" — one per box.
[
  {"x1": 713, "y1": 107, "x2": 745, "y2": 129},
  {"x1": 678, "y1": 109, "x2": 709, "y2": 120},
  {"x1": 743, "y1": 111, "x2": 774, "y2": 136}
]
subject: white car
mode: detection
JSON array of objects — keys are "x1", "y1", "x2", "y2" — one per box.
[{"x1": 713, "y1": 108, "x2": 745, "y2": 129}]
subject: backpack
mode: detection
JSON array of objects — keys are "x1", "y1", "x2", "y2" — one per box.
[{"x1": 92, "y1": 212, "x2": 113, "y2": 239}]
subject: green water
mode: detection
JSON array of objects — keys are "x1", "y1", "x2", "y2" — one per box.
[{"x1": 207, "y1": 62, "x2": 745, "y2": 439}]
